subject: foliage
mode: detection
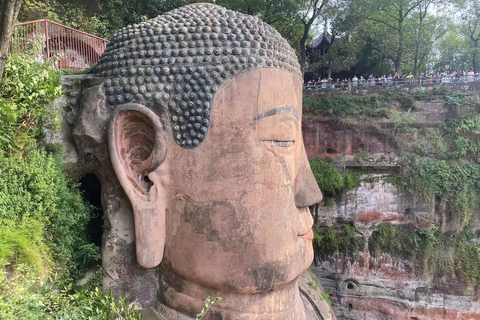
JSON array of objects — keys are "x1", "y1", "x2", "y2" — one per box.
[
  {"x1": 313, "y1": 221, "x2": 365, "y2": 259},
  {"x1": 19, "y1": 0, "x2": 304, "y2": 49},
  {"x1": 0, "y1": 48, "x2": 61, "y2": 152},
  {"x1": 0, "y1": 51, "x2": 99, "y2": 281},
  {"x1": 304, "y1": 87, "x2": 473, "y2": 118},
  {"x1": 455, "y1": 0, "x2": 480, "y2": 72},
  {"x1": 303, "y1": 93, "x2": 389, "y2": 117},
  {"x1": 309, "y1": 158, "x2": 360, "y2": 207},
  {"x1": 0, "y1": 265, "x2": 141, "y2": 320},
  {"x1": 309, "y1": 159, "x2": 344, "y2": 194},
  {"x1": 390, "y1": 92, "x2": 480, "y2": 234},
  {"x1": 414, "y1": 128, "x2": 448, "y2": 158},
  {"x1": 308, "y1": 280, "x2": 318, "y2": 290},
  {"x1": 368, "y1": 223, "x2": 421, "y2": 259},
  {"x1": 196, "y1": 296, "x2": 222, "y2": 320},
  {"x1": 0, "y1": 146, "x2": 100, "y2": 280},
  {"x1": 302, "y1": 91, "x2": 421, "y2": 117},
  {"x1": 368, "y1": 223, "x2": 480, "y2": 287},
  {"x1": 322, "y1": 292, "x2": 333, "y2": 307},
  {"x1": 395, "y1": 155, "x2": 480, "y2": 231},
  {"x1": 0, "y1": 37, "x2": 119, "y2": 319},
  {"x1": 306, "y1": 0, "x2": 449, "y2": 78},
  {"x1": 297, "y1": 0, "x2": 330, "y2": 73},
  {"x1": 0, "y1": 220, "x2": 49, "y2": 274},
  {"x1": 313, "y1": 220, "x2": 480, "y2": 288},
  {"x1": 14, "y1": 0, "x2": 477, "y2": 78},
  {"x1": 19, "y1": 0, "x2": 203, "y2": 38},
  {"x1": 344, "y1": 170, "x2": 360, "y2": 190},
  {"x1": 392, "y1": 108, "x2": 415, "y2": 132}
]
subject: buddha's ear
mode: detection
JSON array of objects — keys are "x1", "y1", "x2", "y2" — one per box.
[{"x1": 108, "y1": 103, "x2": 169, "y2": 268}]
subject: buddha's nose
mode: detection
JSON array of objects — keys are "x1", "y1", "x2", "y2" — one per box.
[{"x1": 294, "y1": 145, "x2": 323, "y2": 207}]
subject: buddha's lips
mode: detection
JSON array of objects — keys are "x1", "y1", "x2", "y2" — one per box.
[
  {"x1": 298, "y1": 228, "x2": 314, "y2": 240},
  {"x1": 298, "y1": 207, "x2": 314, "y2": 240}
]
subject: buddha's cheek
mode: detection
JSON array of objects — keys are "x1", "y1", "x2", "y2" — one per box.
[{"x1": 164, "y1": 188, "x2": 307, "y2": 291}]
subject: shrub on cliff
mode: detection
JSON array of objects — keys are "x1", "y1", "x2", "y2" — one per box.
[
  {"x1": 0, "y1": 47, "x2": 99, "y2": 279},
  {"x1": 313, "y1": 221, "x2": 365, "y2": 260},
  {"x1": 309, "y1": 159, "x2": 344, "y2": 194},
  {"x1": 0, "y1": 266, "x2": 141, "y2": 320},
  {"x1": 309, "y1": 158, "x2": 360, "y2": 206},
  {"x1": 0, "y1": 45, "x2": 61, "y2": 153},
  {"x1": 0, "y1": 47, "x2": 140, "y2": 319},
  {"x1": 0, "y1": 150, "x2": 99, "y2": 278},
  {"x1": 368, "y1": 223, "x2": 480, "y2": 288}
]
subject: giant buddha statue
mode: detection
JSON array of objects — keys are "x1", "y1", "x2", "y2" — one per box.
[{"x1": 71, "y1": 3, "x2": 331, "y2": 319}]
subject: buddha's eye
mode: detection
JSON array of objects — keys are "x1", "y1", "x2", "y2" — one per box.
[{"x1": 265, "y1": 140, "x2": 293, "y2": 148}]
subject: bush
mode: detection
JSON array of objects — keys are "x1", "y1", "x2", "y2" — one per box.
[
  {"x1": 0, "y1": 47, "x2": 113, "y2": 318},
  {"x1": 368, "y1": 223, "x2": 480, "y2": 288},
  {"x1": 309, "y1": 159, "x2": 344, "y2": 194},
  {"x1": 0, "y1": 220, "x2": 49, "y2": 274},
  {"x1": 309, "y1": 159, "x2": 360, "y2": 206},
  {"x1": 344, "y1": 171, "x2": 360, "y2": 190},
  {"x1": 396, "y1": 155, "x2": 480, "y2": 233},
  {"x1": 0, "y1": 51, "x2": 98, "y2": 280},
  {"x1": 0, "y1": 266, "x2": 141, "y2": 320},
  {"x1": 313, "y1": 221, "x2": 365, "y2": 259},
  {"x1": 0, "y1": 49, "x2": 61, "y2": 153},
  {"x1": 303, "y1": 94, "x2": 389, "y2": 117},
  {"x1": 368, "y1": 223, "x2": 419, "y2": 260},
  {"x1": 0, "y1": 149, "x2": 99, "y2": 280}
]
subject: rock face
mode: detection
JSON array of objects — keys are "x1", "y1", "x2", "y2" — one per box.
[{"x1": 303, "y1": 96, "x2": 480, "y2": 319}]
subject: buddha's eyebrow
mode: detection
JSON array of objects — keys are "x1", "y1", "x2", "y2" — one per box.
[{"x1": 254, "y1": 104, "x2": 299, "y2": 121}]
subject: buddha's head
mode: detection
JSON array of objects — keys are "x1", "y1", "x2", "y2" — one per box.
[{"x1": 75, "y1": 2, "x2": 322, "y2": 302}]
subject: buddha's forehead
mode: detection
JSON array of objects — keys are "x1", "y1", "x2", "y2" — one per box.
[{"x1": 95, "y1": 3, "x2": 301, "y2": 149}]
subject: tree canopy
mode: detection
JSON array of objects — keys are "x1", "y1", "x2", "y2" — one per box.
[{"x1": 14, "y1": 0, "x2": 479, "y2": 78}]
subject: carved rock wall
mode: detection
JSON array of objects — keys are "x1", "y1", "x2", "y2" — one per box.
[{"x1": 303, "y1": 99, "x2": 480, "y2": 319}]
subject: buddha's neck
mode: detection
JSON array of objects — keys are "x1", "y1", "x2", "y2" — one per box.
[{"x1": 157, "y1": 270, "x2": 306, "y2": 320}]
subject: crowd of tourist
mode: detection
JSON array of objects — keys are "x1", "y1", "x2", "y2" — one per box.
[{"x1": 305, "y1": 71, "x2": 480, "y2": 90}]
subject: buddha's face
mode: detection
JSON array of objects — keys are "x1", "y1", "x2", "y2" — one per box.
[{"x1": 109, "y1": 68, "x2": 322, "y2": 293}]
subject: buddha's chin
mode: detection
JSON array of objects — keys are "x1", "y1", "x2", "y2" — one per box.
[{"x1": 171, "y1": 253, "x2": 312, "y2": 294}]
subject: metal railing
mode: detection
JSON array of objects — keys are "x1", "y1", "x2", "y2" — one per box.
[
  {"x1": 11, "y1": 19, "x2": 108, "y2": 70},
  {"x1": 305, "y1": 76, "x2": 480, "y2": 92}
]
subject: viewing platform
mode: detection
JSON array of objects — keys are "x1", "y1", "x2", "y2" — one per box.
[
  {"x1": 305, "y1": 77, "x2": 480, "y2": 95},
  {"x1": 11, "y1": 19, "x2": 108, "y2": 70}
]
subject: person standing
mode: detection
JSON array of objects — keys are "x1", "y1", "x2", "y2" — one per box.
[
  {"x1": 352, "y1": 75, "x2": 358, "y2": 87},
  {"x1": 468, "y1": 70, "x2": 475, "y2": 82}
]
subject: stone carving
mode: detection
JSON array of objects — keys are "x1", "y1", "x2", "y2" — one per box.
[
  {"x1": 72, "y1": 3, "x2": 327, "y2": 319},
  {"x1": 96, "y1": 4, "x2": 300, "y2": 148}
]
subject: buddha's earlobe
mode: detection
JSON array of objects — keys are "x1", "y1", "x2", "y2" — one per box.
[{"x1": 108, "y1": 103, "x2": 169, "y2": 268}]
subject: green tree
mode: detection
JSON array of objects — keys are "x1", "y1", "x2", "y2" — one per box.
[
  {"x1": 216, "y1": 0, "x2": 303, "y2": 53},
  {"x1": 298, "y1": 0, "x2": 330, "y2": 74},
  {"x1": 368, "y1": 0, "x2": 422, "y2": 74},
  {"x1": 0, "y1": 0, "x2": 23, "y2": 82},
  {"x1": 412, "y1": 0, "x2": 439, "y2": 74},
  {"x1": 432, "y1": 22, "x2": 471, "y2": 72},
  {"x1": 19, "y1": 0, "x2": 203, "y2": 38},
  {"x1": 458, "y1": 0, "x2": 480, "y2": 71},
  {"x1": 308, "y1": 0, "x2": 375, "y2": 77}
]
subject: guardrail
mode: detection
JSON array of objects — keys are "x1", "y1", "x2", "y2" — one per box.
[
  {"x1": 305, "y1": 76, "x2": 480, "y2": 91},
  {"x1": 11, "y1": 19, "x2": 108, "y2": 70}
]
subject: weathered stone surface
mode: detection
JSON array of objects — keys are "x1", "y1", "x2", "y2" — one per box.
[
  {"x1": 96, "y1": 3, "x2": 300, "y2": 148},
  {"x1": 43, "y1": 75, "x2": 82, "y2": 167},
  {"x1": 305, "y1": 99, "x2": 480, "y2": 319},
  {"x1": 303, "y1": 99, "x2": 448, "y2": 161},
  {"x1": 299, "y1": 270, "x2": 338, "y2": 320}
]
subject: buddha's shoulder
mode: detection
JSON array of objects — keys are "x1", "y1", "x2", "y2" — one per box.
[{"x1": 298, "y1": 269, "x2": 338, "y2": 320}]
